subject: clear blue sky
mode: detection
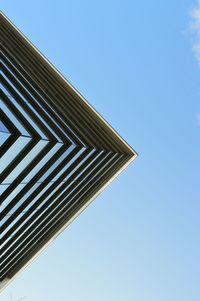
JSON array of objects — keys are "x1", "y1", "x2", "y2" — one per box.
[{"x1": 1, "y1": 1, "x2": 200, "y2": 300}]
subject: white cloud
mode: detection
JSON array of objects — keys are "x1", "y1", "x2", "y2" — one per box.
[
  {"x1": 190, "y1": 3, "x2": 200, "y2": 126},
  {"x1": 190, "y1": 1, "x2": 200, "y2": 64}
]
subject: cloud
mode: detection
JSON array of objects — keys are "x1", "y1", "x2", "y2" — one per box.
[
  {"x1": 190, "y1": 1, "x2": 200, "y2": 64},
  {"x1": 190, "y1": 3, "x2": 200, "y2": 126}
]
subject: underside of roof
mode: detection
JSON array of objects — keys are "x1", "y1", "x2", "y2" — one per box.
[{"x1": 0, "y1": 11, "x2": 137, "y2": 292}]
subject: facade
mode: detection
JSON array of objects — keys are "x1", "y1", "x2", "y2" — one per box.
[{"x1": 0, "y1": 11, "x2": 137, "y2": 292}]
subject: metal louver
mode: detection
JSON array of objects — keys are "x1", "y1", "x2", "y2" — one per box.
[{"x1": 0, "y1": 11, "x2": 137, "y2": 291}]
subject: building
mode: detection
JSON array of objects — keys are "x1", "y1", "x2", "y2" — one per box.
[{"x1": 0, "y1": 11, "x2": 137, "y2": 292}]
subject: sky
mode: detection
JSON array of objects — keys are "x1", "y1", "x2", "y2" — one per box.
[{"x1": 0, "y1": 0, "x2": 200, "y2": 300}]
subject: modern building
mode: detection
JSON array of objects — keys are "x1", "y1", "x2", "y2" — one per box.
[{"x1": 0, "y1": 11, "x2": 137, "y2": 292}]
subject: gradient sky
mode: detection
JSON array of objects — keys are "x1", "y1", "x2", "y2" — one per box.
[{"x1": 1, "y1": 1, "x2": 200, "y2": 301}]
